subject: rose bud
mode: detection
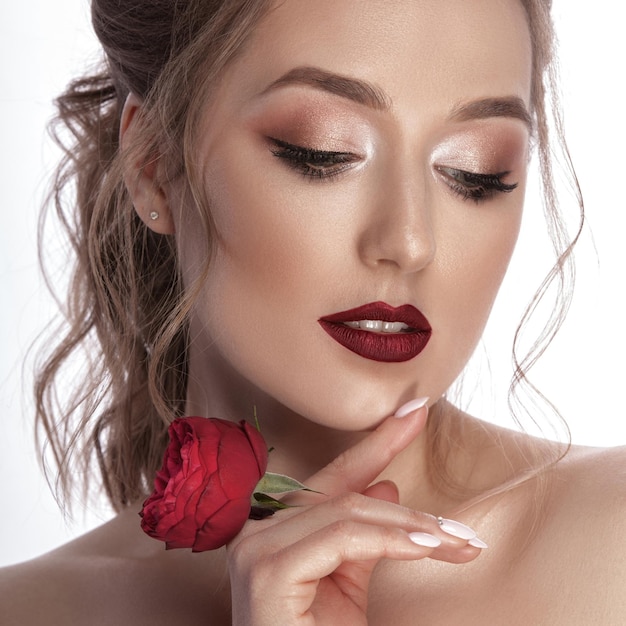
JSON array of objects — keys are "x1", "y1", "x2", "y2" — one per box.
[{"x1": 140, "y1": 417, "x2": 268, "y2": 552}]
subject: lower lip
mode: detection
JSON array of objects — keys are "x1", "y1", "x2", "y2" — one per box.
[{"x1": 318, "y1": 321, "x2": 431, "y2": 363}]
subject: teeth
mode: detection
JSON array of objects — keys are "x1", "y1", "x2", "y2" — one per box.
[
  {"x1": 344, "y1": 320, "x2": 410, "y2": 333},
  {"x1": 362, "y1": 320, "x2": 382, "y2": 331}
]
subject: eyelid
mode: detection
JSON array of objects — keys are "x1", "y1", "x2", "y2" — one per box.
[
  {"x1": 429, "y1": 124, "x2": 529, "y2": 178},
  {"x1": 436, "y1": 165, "x2": 517, "y2": 185},
  {"x1": 269, "y1": 137, "x2": 357, "y2": 158},
  {"x1": 268, "y1": 136, "x2": 361, "y2": 180},
  {"x1": 435, "y1": 164, "x2": 518, "y2": 202}
]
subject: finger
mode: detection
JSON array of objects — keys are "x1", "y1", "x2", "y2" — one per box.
[
  {"x1": 232, "y1": 520, "x2": 439, "y2": 601},
  {"x1": 270, "y1": 521, "x2": 438, "y2": 584},
  {"x1": 230, "y1": 521, "x2": 437, "y2": 625},
  {"x1": 362, "y1": 480, "x2": 399, "y2": 504},
  {"x1": 277, "y1": 508, "x2": 482, "y2": 571},
  {"x1": 301, "y1": 401, "x2": 429, "y2": 499},
  {"x1": 235, "y1": 491, "x2": 478, "y2": 562}
]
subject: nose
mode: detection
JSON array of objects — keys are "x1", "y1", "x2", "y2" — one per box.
[{"x1": 357, "y1": 166, "x2": 436, "y2": 274}]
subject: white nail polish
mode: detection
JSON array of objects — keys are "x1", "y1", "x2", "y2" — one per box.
[
  {"x1": 468, "y1": 537, "x2": 489, "y2": 549},
  {"x1": 437, "y1": 517, "x2": 477, "y2": 541},
  {"x1": 408, "y1": 532, "x2": 442, "y2": 548},
  {"x1": 394, "y1": 397, "x2": 429, "y2": 418}
]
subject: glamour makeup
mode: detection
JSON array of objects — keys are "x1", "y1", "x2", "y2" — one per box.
[
  {"x1": 429, "y1": 121, "x2": 529, "y2": 196},
  {"x1": 246, "y1": 88, "x2": 375, "y2": 165},
  {"x1": 319, "y1": 301, "x2": 431, "y2": 363}
]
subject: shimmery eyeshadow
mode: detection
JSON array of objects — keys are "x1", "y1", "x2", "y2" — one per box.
[
  {"x1": 245, "y1": 89, "x2": 374, "y2": 155},
  {"x1": 430, "y1": 121, "x2": 529, "y2": 174}
]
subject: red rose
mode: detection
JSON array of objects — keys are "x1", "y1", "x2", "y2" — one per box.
[{"x1": 140, "y1": 417, "x2": 268, "y2": 552}]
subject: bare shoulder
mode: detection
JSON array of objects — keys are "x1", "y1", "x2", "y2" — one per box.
[
  {"x1": 554, "y1": 444, "x2": 626, "y2": 521},
  {"x1": 0, "y1": 523, "x2": 146, "y2": 626},
  {"x1": 537, "y1": 444, "x2": 626, "y2": 620},
  {"x1": 0, "y1": 508, "x2": 230, "y2": 625},
  {"x1": 0, "y1": 550, "x2": 102, "y2": 626}
]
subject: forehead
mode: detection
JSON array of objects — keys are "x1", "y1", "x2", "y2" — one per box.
[{"x1": 224, "y1": 0, "x2": 532, "y2": 115}]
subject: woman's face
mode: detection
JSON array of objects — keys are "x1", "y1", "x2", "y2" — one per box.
[{"x1": 176, "y1": 0, "x2": 532, "y2": 429}]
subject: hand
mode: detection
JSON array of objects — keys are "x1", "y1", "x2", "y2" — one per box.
[{"x1": 227, "y1": 403, "x2": 483, "y2": 625}]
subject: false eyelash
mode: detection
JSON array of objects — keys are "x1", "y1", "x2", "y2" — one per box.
[
  {"x1": 269, "y1": 138, "x2": 359, "y2": 179},
  {"x1": 268, "y1": 139, "x2": 518, "y2": 201},
  {"x1": 436, "y1": 165, "x2": 518, "y2": 202}
]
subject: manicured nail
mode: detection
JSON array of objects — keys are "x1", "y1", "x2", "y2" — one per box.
[
  {"x1": 394, "y1": 397, "x2": 429, "y2": 418},
  {"x1": 437, "y1": 517, "x2": 477, "y2": 541},
  {"x1": 408, "y1": 532, "x2": 442, "y2": 548},
  {"x1": 468, "y1": 537, "x2": 489, "y2": 549}
]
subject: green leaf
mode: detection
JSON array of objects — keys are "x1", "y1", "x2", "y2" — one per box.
[
  {"x1": 254, "y1": 472, "x2": 322, "y2": 495},
  {"x1": 251, "y1": 492, "x2": 292, "y2": 511}
]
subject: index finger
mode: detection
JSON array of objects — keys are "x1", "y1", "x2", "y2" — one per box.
[{"x1": 303, "y1": 398, "x2": 429, "y2": 498}]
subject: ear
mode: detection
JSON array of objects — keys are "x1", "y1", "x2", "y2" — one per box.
[{"x1": 119, "y1": 93, "x2": 176, "y2": 235}]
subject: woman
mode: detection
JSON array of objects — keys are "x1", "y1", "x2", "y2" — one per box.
[{"x1": 1, "y1": 0, "x2": 625, "y2": 624}]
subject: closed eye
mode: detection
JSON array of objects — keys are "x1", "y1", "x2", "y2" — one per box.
[
  {"x1": 269, "y1": 138, "x2": 359, "y2": 179},
  {"x1": 436, "y1": 165, "x2": 518, "y2": 202}
]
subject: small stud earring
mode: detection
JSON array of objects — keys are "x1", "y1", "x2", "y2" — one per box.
[{"x1": 149, "y1": 211, "x2": 159, "y2": 221}]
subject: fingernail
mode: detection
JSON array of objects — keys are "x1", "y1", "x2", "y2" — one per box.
[
  {"x1": 437, "y1": 517, "x2": 477, "y2": 541},
  {"x1": 468, "y1": 537, "x2": 489, "y2": 549},
  {"x1": 394, "y1": 397, "x2": 429, "y2": 418},
  {"x1": 408, "y1": 532, "x2": 442, "y2": 548}
]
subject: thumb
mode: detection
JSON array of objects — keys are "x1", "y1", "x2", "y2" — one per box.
[{"x1": 304, "y1": 398, "x2": 429, "y2": 498}]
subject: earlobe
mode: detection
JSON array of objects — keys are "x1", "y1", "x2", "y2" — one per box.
[{"x1": 120, "y1": 93, "x2": 176, "y2": 235}]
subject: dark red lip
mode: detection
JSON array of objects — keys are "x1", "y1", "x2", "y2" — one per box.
[{"x1": 319, "y1": 301, "x2": 432, "y2": 363}]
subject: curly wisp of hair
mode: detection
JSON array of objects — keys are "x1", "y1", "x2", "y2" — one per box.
[{"x1": 36, "y1": 0, "x2": 272, "y2": 510}]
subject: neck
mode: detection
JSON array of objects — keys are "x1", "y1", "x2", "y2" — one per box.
[{"x1": 185, "y1": 346, "x2": 480, "y2": 514}]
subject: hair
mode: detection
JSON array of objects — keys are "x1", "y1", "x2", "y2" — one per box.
[
  {"x1": 35, "y1": 0, "x2": 583, "y2": 513},
  {"x1": 427, "y1": 0, "x2": 583, "y2": 501}
]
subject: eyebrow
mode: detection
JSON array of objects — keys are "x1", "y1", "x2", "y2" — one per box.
[
  {"x1": 448, "y1": 97, "x2": 533, "y2": 130},
  {"x1": 262, "y1": 65, "x2": 533, "y2": 129},
  {"x1": 261, "y1": 66, "x2": 391, "y2": 111}
]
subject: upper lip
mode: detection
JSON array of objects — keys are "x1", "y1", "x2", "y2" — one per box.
[{"x1": 319, "y1": 301, "x2": 431, "y2": 331}]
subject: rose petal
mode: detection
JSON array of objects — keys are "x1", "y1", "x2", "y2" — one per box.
[
  {"x1": 218, "y1": 425, "x2": 266, "y2": 498},
  {"x1": 140, "y1": 416, "x2": 270, "y2": 551},
  {"x1": 192, "y1": 497, "x2": 251, "y2": 552}
]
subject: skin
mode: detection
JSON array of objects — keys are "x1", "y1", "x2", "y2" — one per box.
[
  {"x1": 180, "y1": 0, "x2": 528, "y2": 437},
  {"x1": 175, "y1": 0, "x2": 531, "y2": 488},
  {"x1": 1, "y1": 1, "x2": 626, "y2": 624}
]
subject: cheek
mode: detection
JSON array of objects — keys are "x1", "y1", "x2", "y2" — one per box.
[
  {"x1": 200, "y1": 158, "x2": 294, "y2": 294},
  {"x1": 192, "y1": 151, "x2": 333, "y2": 353},
  {"x1": 418, "y1": 200, "x2": 523, "y2": 398},
  {"x1": 199, "y1": 144, "x2": 362, "y2": 307},
  {"x1": 441, "y1": 200, "x2": 523, "y2": 341}
]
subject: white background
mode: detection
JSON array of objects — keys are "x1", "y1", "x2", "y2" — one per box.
[{"x1": 1, "y1": 1, "x2": 625, "y2": 567}]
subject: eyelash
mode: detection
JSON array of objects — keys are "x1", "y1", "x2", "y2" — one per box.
[
  {"x1": 269, "y1": 138, "x2": 518, "y2": 201},
  {"x1": 435, "y1": 165, "x2": 518, "y2": 202},
  {"x1": 269, "y1": 138, "x2": 359, "y2": 179}
]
